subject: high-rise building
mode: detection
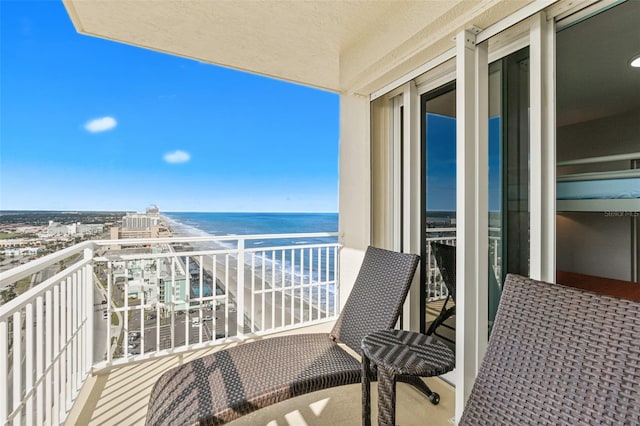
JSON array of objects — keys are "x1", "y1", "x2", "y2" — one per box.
[{"x1": 122, "y1": 213, "x2": 160, "y2": 231}]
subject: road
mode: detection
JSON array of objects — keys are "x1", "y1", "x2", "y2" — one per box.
[
  {"x1": 93, "y1": 280, "x2": 109, "y2": 362},
  {"x1": 125, "y1": 307, "x2": 237, "y2": 355}
]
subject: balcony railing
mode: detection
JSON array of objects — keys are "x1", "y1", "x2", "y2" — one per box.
[
  {"x1": 0, "y1": 233, "x2": 339, "y2": 425},
  {"x1": 426, "y1": 227, "x2": 502, "y2": 301}
]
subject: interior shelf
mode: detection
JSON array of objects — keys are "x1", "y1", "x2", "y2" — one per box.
[{"x1": 556, "y1": 151, "x2": 640, "y2": 212}]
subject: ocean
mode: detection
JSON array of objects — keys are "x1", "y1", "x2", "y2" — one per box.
[{"x1": 163, "y1": 212, "x2": 338, "y2": 247}]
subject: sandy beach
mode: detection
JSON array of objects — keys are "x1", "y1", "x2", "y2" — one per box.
[
  {"x1": 198, "y1": 252, "x2": 329, "y2": 332},
  {"x1": 167, "y1": 235, "x2": 332, "y2": 335},
  {"x1": 161, "y1": 213, "x2": 335, "y2": 334}
]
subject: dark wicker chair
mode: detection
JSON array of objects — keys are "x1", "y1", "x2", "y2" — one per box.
[
  {"x1": 146, "y1": 246, "x2": 428, "y2": 425},
  {"x1": 425, "y1": 242, "x2": 456, "y2": 340},
  {"x1": 460, "y1": 273, "x2": 640, "y2": 425}
]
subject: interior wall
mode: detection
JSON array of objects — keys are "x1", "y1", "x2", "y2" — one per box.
[
  {"x1": 556, "y1": 107, "x2": 639, "y2": 281},
  {"x1": 556, "y1": 212, "x2": 633, "y2": 281},
  {"x1": 557, "y1": 107, "x2": 640, "y2": 162}
]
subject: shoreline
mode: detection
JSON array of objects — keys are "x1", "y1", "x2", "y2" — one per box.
[
  {"x1": 196, "y1": 246, "x2": 327, "y2": 332},
  {"x1": 162, "y1": 215, "x2": 327, "y2": 332}
]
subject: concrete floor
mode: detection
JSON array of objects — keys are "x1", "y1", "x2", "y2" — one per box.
[
  {"x1": 68, "y1": 311, "x2": 456, "y2": 426},
  {"x1": 67, "y1": 332, "x2": 454, "y2": 425},
  {"x1": 231, "y1": 378, "x2": 455, "y2": 426}
]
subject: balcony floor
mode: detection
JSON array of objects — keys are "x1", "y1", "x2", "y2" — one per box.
[
  {"x1": 426, "y1": 298, "x2": 456, "y2": 350},
  {"x1": 68, "y1": 328, "x2": 454, "y2": 425}
]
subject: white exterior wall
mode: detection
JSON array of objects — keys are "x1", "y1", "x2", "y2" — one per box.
[
  {"x1": 122, "y1": 214, "x2": 160, "y2": 231},
  {"x1": 338, "y1": 93, "x2": 371, "y2": 309},
  {"x1": 45, "y1": 222, "x2": 68, "y2": 236}
]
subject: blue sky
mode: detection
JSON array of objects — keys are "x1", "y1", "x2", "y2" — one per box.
[
  {"x1": 0, "y1": 1, "x2": 339, "y2": 213},
  {"x1": 425, "y1": 114, "x2": 501, "y2": 212}
]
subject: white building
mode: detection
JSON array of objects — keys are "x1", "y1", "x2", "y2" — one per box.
[
  {"x1": 41, "y1": 221, "x2": 104, "y2": 237},
  {"x1": 122, "y1": 213, "x2": 160, "y2": 231},
  {"x1": 2, "y1": 247, "x2": 42, "y2": 257},
  {"x1": 76, "y1": 223, "x2": 104, "y2": 235},
  {"x1": 43, "y1": 221, "x2": 68, "y2": 237}
]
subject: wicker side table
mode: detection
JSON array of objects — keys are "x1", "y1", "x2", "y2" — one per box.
[{"x1": 361, "y1": 329, "x2": 455, "y2": 426}]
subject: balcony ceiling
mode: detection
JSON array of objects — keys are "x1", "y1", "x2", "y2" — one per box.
[{"x1": 62, "y1": 0, "x2": 532, "y2": 95}]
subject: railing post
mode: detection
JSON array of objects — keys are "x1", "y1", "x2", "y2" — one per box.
[
  {"x1": 236, "y1": 239, "x2": 245, "y2": 337},
  {"x1": 106, "y1": 262, "x2": 112, "y2": 363},
  {"x1": 35, "y1": 296, "x2": 44, "y2": 425},
  {"x1": 12, "y1": 311, "x2": 22, "y2": 426},
  {"x1": 25, "y1": 302, "x2": 34, "y2": 425},
  {"x1": 0, "y1": 320, "x2": 6, "y2": 424},
  {"x1": 52, "y1": 287, "x2": 60, "y2": 424},
  {"x1": 333, "y1": 246, "x2": 339, "y2": 317},
  {"x1": 84, "y1": 247, "x2": 94, "y2": 374}
]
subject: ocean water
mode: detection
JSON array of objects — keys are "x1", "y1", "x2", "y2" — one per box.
[{"x1": 163, "y1": 212, "x2": 338, "y2": 247}]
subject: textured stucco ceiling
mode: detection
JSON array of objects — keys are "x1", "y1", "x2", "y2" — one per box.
[{"x1": 63, "y1": 0, "x2": 533, "y2": 95}]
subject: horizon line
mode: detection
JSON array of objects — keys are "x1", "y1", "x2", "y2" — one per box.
[{"x1": 0, "y1": 209, "x2": 339, "y2": 214}]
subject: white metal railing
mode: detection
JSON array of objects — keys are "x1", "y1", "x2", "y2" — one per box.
[
  {"x1": 0, "y1": 243, "x2": 94, "y2": 426},
  {"x1": 425, "y1": 227, "x2": 502, "y2": 301},
  {"x1": 0, "y1": 233, "x2": 339, "y2": 425}
]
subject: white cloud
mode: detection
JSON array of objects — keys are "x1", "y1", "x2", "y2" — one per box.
[
  {"x1": 85, "y1": 116, "x2": 117, "y2": 133},
  {"x1": 164, "y1": 150, "x2": 191, "y2": 164}
]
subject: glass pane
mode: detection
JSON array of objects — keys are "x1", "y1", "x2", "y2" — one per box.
[
  {"x1": 505, "y1": 54, "x2": 530, "y2": 279},
  {"x1": 488, "y1": 64, "x2": 502, "y2": 331},
  {"x1": 488, "y1": 48, "x2": 529, "y2": 335},
  {"x1": 420, "y1": 49, "x2": 530, "y2": 342},
  {"x1": 556, "y1": 1, "x2": 640, "y2": 288},
  {"x1": 422, "y1": 84, "x2": 456, "y2": 346}
]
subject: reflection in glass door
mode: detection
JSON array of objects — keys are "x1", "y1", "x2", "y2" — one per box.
[
  {"x1": 486, "y1": 48, "x2": 530, "y2": 333},
  {"x1": 489, "y1": 48, "x2": 530, "y2": 333},
  {"x1": 421, "y1": 82, "x2": 456, "y2": 345},
  {"x1": 488, "y1": 63, "x2": 502, "y2": 331},
  {"x1": 420, "y1": 47, "x2": 530, "y2": 342}
]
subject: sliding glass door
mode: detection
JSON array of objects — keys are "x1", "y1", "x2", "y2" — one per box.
[
  {"x1": 489, "y1": 48, "x2": 530, "y2": 330},
  {"x1": 421, "y1": 47, "x2": 530, "y2": 340},
  {"x1": 421, "y1": 82, "x2": 457, "y2": 343}
]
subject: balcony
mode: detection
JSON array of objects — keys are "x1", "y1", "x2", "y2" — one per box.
[{"x1": 0, "y1": 234, "x2": 455, "y2": 425}]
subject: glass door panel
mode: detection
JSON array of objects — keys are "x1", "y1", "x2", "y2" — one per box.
[
  {"x1": 556, "y1": 1, "x2": 640, "y2": 289},
  {"x1": 488, "y1": 64, "x2": 502, "y2": 330},
  {"x1": 419, "y1": 48, "x2": 530, "y2": 342},
  {"x1": 502, "y1": 49, "x2": 530, "y2": 282},
  {"x1": 421, "y1": 83, "x2": 456, "y2": 346},
  {"x1": 488, "y1": 47, "x2": 530, "y2": 334}
]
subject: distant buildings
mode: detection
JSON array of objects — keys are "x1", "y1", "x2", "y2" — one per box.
[
  {"x1": 109, "y1": 206, "x2": 171, "y2": 244},
  {"x1": 2, "y1": 247, "x2": 42, "y2": 257},
  {"x1": 0, "y1": 238, "x2": 31, "y2": 248},
  {"x1": 113, "y1": 257, "x2": 189, "y2": 312},
  {"x1": 1, "y1": 219, "x2": 103, "y2": 260},
  {"x1": 41, "y1": 221, "x2": 104, "y2": 237},
  {"x1": 123, "y1": 212, "x2": 160, "y2": 231}
]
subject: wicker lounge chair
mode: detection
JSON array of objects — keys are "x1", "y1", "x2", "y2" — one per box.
[
  {"x1": 460, "y1": 273, "x2": 640, "y2": 425},
  {"x1": 146, "y1": 246, "x2": 428, "y2": 425},
  {"x1": 426, "y1": 242, "x2": 456, "y2": 340}
]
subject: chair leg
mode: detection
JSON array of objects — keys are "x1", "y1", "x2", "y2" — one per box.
[
  {"x1": 378, "y1": 368, "x2": 397, "y2": 426},
  {"x1": 426, "y1": 295, "x2": 453, "y2": 336},
  {"x1": 431, "y1": 306, "x2": 456, "y2": 343},
  {"x1": 362, "y1": 355, "x2": 372, "y2": 426},
  {"x1": 397, "y1": 375, "x2": 440, "y2": 405}
]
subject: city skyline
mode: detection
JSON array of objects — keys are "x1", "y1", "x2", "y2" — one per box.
[{"x1": 0, "y1": 1, "x2": 339, "y2": 213}]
